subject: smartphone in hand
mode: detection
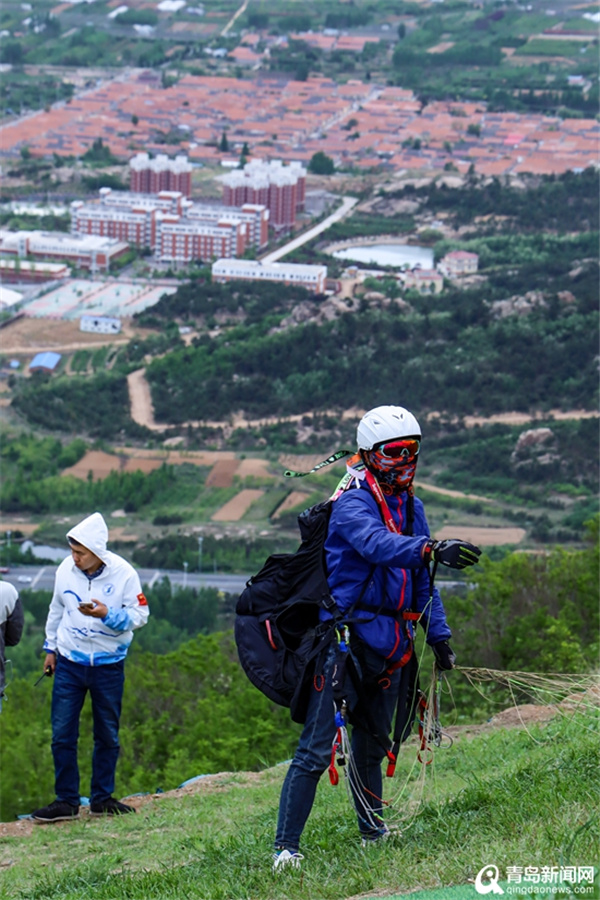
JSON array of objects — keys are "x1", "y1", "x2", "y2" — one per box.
[{"x1": 79, "y1": 601, "x2": 95, "y2": 610}]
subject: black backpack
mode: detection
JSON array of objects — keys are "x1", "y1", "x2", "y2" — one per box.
[
  {"x1": 235, "y1": 496, "x2": 423, "y2": 765},
  {"x1": 235, "y1": 500, "x2": 352, "y2": 724}
]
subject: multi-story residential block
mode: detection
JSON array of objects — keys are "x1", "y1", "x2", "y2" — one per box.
[
  {"x1": 0, "y1": 230, "x2": 129, "y2": 272},
  {"x1": 156, "y1": 216, "x2": 248, "y2": 264},
  {"x1": 185, "y1": 202, "x2": 269, "y2": 249},
  {"x1": 129, "y1": 152, "x2": 193, "y2": 198},
  {"x1": 438, "y1": 250, "x2": 479, "y2": 277},
  {"x1": 212, "y1": 258, "x2": 327, "y2": 292},
  {"x1": 221, "y1": 159, "x2": 307, "y2": 231},
  {"x1": 71, "y1": 199, "x2": 157, "y2": 248},
  {"x1": 71, "y1": 190, "x2": 268, "y2": 262}
]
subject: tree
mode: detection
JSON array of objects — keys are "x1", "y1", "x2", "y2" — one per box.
[
  {"x1": 308, "y1": 151, "x2": 334, "y2": 175},
  {"x1": 81, "y1": 138, "x2": 118, "y2": 165},
  {"x1": 219, "y1": 131, "x2": 229, "y2": 152},
  {"x1": 131, "y1": 114, "x2": 139, "y2": 126},
  {"x1": 0, "y1": 41, "x2": 23, "y2": 64},
  {"x1": 294, "y1": 62, "x2": 309, "y2": 82},
  {"x1": 239, "y1": 142, "x2": 250, "y2": 168}
]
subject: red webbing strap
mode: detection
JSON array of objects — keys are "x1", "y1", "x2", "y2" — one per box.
[
  {"x1": 417, "y1": 693, "x2": 433, "y2": 765},
  {"x1": 364, "y1": 470, "x2": 400, "y2": 533},
  {"x1": 265, "y1": 619, "x2": 277, "y2": 650},
  {"x1": 385, "y1": 748, "x2": 398, "y2": 778},
  {"x1": 329, "y1": 728, "x2": 342, "y2": 785}
]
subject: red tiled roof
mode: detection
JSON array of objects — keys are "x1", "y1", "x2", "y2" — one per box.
[{"x1": 0, "y1": 73, "x2": 596, "y2": 178}]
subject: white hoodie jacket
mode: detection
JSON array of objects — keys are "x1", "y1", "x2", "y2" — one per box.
[{"x1": 43, "y1": 512, "x2": 149, "y2": 666}]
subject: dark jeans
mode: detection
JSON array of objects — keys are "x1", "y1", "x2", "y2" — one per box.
[
  {"x1": 275, "y1": 642, "x2": 402, "y2": 852},
  {"x1": 51, "y1": 655, "x2": 125, "y2": 807}
]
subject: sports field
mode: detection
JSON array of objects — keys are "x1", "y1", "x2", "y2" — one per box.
[{"x1": 23, "y1": 280, "x2": 177, "y2": 319}]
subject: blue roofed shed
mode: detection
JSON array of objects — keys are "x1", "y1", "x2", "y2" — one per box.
[{"x1": 29, "y1": 351, "x2": 62, "y2": 372}]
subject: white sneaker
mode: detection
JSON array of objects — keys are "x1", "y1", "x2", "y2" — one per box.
[
  {"x1": 361, "y1": 824, "x2": 401, "y2": 848},
  {"x1": 272, "y1": 848, "x2": 304, "y2": 871}
]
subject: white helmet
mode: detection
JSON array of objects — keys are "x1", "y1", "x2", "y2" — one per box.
[{"x1": 357, "y1": 405, "x2": 421, "y2": 450}]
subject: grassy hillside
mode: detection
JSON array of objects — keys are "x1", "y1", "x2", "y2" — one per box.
[{"x1": 0, "y1": 699, "x2": 597, "y2": 900}]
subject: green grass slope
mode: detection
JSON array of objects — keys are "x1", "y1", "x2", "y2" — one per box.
[{"x1": 1, "y1": 705, "x2": 597, "y2": 900}]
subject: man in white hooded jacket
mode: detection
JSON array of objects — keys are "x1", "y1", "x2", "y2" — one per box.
[{"x1": 32, "y1": 512, "x2": 149, "y2": 822}]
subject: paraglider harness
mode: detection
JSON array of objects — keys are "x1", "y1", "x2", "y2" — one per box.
[{"x1": 234, "y1": 451, "x2": 442, "y2": 779}]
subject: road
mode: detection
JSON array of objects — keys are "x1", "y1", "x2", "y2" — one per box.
[
  {"x1": 221, "y1": 0, "x2": 249, "y2": 35},
  {"x1": 260, "y1": 195, "x2": 359, "y2": 263},
  {"x1": 2, "y1": 566, "x2": 249, "y2": 595},
  {"x1": 2, "y1": 565, "x2": 468, "y2": 595}
]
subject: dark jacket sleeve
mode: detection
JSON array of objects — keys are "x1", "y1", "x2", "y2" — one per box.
[
  {"x1": 412, "y1": 499, "x2": 451, "y2": 645},
  {"x1": 5, "y1": 598, "x2": 24, "y2": 647}
]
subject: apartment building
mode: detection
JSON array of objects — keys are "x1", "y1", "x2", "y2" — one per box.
[
  {"x1": 212, "y1": 258, "x2": 327, "y2": 292},
  {"x1": 71, "y1": 199, "x2": 157, "y2": 248},
  {"x1": 157, "y1": 217, "x2": 248, "y2": 264},
  {"x1": 185, "y1": 202, "x2": 269, "y2": 249},
  {"x1": 129, "y1": 152, "x2": 193, "y2": 198},
  {"x1": 71, "y1": 190, "x2": 268, "y2": 262},
  {"x1": 0, "y1": 230, "x2": 129, "y2": 272},
  {"x1": 221, "y1": 159, "x2": 307, "y2": 231}
]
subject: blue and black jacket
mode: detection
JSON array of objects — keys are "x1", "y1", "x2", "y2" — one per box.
[{"x1": 323, "y1": 480, "x2": 451, "y2": 665}]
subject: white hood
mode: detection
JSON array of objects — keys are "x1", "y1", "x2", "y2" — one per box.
[{"x1": 67, "y1": 512, "x2": 110, "y2": 564}]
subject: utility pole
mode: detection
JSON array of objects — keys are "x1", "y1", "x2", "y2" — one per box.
[
  {"x1": 197, "y1": 536, "x2": 203, "y2": 574},
  {"x1": 183, "y1": 560, "x2": 188, "y2": 589}
]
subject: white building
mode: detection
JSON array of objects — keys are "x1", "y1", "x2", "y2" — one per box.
[
  {"x1": 80, "y1": 315, "x2": 122, "y2": 334},
  {"x1": 0, "y1": 285, "x2": 23, "y2": 310},
  {"x1": 212, "y1": 258, "x2": 327, "y2": 292},
  {"x1": 0, "y1": 230, "x2": 128, "y2": 272},
  {"x1": 438, "y1": 250, "x2": 479, "y2": 277},
  {"x1": 403, "y1": 268, "x2": 444, "y2": 294}
]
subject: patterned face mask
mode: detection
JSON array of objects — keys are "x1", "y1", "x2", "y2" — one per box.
[{"x1": 362, "y1": 444, "x2": 419, "y2": 495}]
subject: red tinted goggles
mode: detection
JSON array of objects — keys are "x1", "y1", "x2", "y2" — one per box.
[{"x1": 373, "y1": 439, "x2": 421, "y2": 460}]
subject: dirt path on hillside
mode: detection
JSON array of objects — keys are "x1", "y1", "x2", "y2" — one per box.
[
  {"x1": 127, "y1": 369, "x2": 598, "y2": 434},
  {"x1": 127, "y1": 369, "x2": 156, "y2": 429}
]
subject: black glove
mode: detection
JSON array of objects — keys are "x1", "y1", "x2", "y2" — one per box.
[
  {"x1": 431, "y1": 539, "x2": 481, "y2": 569},
  {"x1": 432, "y1": 640, "x2": 456, "y2": 670}
]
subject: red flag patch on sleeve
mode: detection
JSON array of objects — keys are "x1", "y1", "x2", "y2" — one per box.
[{"x1": 137, "y1": 593, "x2": 148, "y2": 607}]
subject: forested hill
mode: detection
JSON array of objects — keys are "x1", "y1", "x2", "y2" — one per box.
[{"x1": 10, "y1": 169, "x2": 599, "y2": 437}]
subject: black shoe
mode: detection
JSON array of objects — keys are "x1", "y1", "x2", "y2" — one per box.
[
  {"x1": 90, "y1": 797, "x2": 135, "y2": 816},
  {"x1": 32, "y1": 800, "x2": 80, "y2": 822}
]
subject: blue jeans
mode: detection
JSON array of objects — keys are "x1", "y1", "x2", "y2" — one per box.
[
  {"x1": 51, "y1": 655, "x2": 125, "y2": 807},
  {"x1": 275, "y1": 642, "x2": 402, "y2": 852}
]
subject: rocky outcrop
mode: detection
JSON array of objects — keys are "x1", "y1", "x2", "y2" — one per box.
[
  {"x1": 510, "y1": 427, "x2": 559, "y2": 470},
  {"x1": 489, "y1": 290, "x2": 547, "y2": 319}
]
